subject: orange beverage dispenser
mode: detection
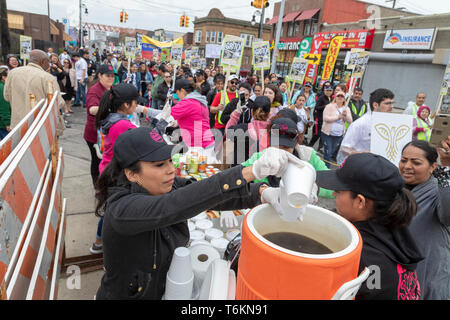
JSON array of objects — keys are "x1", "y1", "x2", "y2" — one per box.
[{"x1": 236, "y1": 204, "x2": 363, "y2": 300}]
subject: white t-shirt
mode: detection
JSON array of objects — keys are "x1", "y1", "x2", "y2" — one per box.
[
  {"x1": 75, "y1": 58, "x2": 88, "y2": 80},
  {"x1": 330, "y1": 106, "x2": 346, "y2": 136},
  {"x1": 59, "y1": 53, "x2": 70, "y2": 65},
  {"x1": 294, "y1": 107, "x2": 309, "y2": 134},
  {"x1": 336, "y1": 112, "x2": 372, "y2": 165}
]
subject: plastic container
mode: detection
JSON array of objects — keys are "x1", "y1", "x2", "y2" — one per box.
[
  {"x1": 195, "y1": 219, "x2": 213, "y2": 232},
  {"x1": 211, "y1": 238, "x2": 230, "y2": 259},
  {"x1": 205, "y1": 228, "x2": 224, "y2": 242},
  {"x1": 236, "y1": 204, "x2": 362, "y2": 300}
]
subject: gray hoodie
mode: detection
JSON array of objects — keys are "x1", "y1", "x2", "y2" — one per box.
[{"x1": 184, "y1": 91, "x2": 208, "y2": 107}]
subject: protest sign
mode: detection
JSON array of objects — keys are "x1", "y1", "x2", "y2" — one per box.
[
  {"x1": 352, "y1": 51, "x2": 370, "y2": 79},
  {"x1": 124, "y1": 37, "x2": 137, "y2": 60},
  {"x1": 320, "y1": 36, "x2": 344, "y2": 85},
  {"x1": 205, "y1": 44, "x2": 222, "y2": 59},
  {"x1": 440, "y1": 57, "x2": 450, "y2": 96},
  {"x1": 371, "y1": 112, "x2": 413, "y2": 166},
  {"x1": 20, "y1": 35, "x2": 32, "y2": 62},
  {"x1": 160, "y1": 48, "x2": 171, "y2": 62},
  {"x1": 220, "y1": 35, "x2": 244, "y2": 72},
  {"x1": 347, "y1": 48, "x2": 364, "y2": 70},
  {"x1": 171, "y1": 43, "x2": 183, "y2": 67},
  {"x1": 252, "y1": 40, "x2": 270, "y2": 70},
  {"x1": 289, "y1": 58, "x2": 309, "y2": 83}
]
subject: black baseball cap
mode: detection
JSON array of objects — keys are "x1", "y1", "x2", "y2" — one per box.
[
  {"x1": 252, "y1": 96, "x2": 271, "y2": 113},
  {"x1": 113, "y1": 127, "x2": 175, "y2": 169},
  {"x1": 110, "y1": 83, "x2": 140, "y2": 103},
  {"x1": 175, "y1": 78, "x2": 192, "y2": 91},
  {"x1": 316, "y1": 153, "x2": 405, "y2": 201},
  {"x1": 270, "y1": 118, "x2": 299, "y2": 149},
  {"x1": 97, "y1": 64, "x2": 115, "y2": 75}
]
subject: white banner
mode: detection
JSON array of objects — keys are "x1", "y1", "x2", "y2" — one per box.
[
  {"x1": 383, "y1": 28, "x2": 436, "y2": 50},
  {"x1": 370, "y1": 113, "x2": 413, "y2": 166}
]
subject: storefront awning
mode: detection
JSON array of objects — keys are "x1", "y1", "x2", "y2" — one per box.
[
  {"x1": 63, "y1": 32, "x2": 72, "y2": 42},
  {"x1": 8, "y1": 14, "x2": 24, "y2": 30},
  {"x1": 295, "y1": 8, "x2": 320, "y2": 21},
  {"x1": 266, "y1": 16, "x2": 279, "y2": 25},
  {"x1": 282, "y1": 11, "x2": 302, "y2": 23},
  {"x1": 50, "y1": 22, "x2": 60, "y2": 36}
]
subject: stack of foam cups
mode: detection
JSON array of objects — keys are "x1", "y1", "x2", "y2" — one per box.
[{"x1": 165, "y1": 247, "x2": 194, "y2": 300}]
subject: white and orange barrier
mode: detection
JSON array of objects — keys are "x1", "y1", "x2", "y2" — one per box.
[{"x1": 0, "y1": 91, "x2": 65, "y2": 300}]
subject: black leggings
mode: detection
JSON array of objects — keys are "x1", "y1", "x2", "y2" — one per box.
[
  {"x1": 86, "y1": 140, "x2": 100, "y2": 186},
  {"x1": 309, "y1": 119, "x2": 323, "y2": 150}
]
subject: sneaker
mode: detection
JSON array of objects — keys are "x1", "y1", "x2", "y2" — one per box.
[{"x1": 90, "y1": 242, "x2": 103, "y2": 254}]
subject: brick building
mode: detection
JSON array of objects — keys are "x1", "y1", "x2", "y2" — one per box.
[
  {"x1": 6, "y1": 10, "x2": 71, "y2": 54},
  {"x1": 267, "y1": 0, "x2": 417, "y2": 76},
  {"x1": 193, "y1": 8, "x2": 272, "y2": 73}
]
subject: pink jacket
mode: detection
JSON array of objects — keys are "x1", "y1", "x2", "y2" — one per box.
[
  {"x1": 321, "y1": 103, "x2": 352, "y2": 136},
  {"x1": 171, "y1": 93, "x2": 215, "y2": 148}
]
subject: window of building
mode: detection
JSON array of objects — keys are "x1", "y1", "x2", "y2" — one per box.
[
  {"x1": 211, "y1": 31, "x2": 216, "y2": 43},
  {"x1": 217, "y1": 31, "x2": 223, "y2": 43},
  {"x1": 240, "y1": 33, "x2": 254, "y2": 48},
  {"x1": 287, "y1": 22, "x2": 295, "y2": 37},
  {"x1": 205, "y1": 31, "x2": 209, "y2": 43},
  {"x1": 195, "y1": 30, "x2": 202, "y2": 43}
]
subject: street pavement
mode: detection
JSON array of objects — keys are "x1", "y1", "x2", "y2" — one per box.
[{"x1": 55, "y1": 104, "x2": 336, "y2": 300}]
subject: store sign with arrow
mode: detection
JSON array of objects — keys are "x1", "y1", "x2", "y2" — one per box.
[{"x1": 304, "y1": 53, "x2": 320, "y2": 65}]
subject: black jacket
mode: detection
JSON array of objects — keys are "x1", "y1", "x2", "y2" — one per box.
[
  {"x1": 220, "y1": 98, "x2": 256, "y2": 126},
  {"x1": 197, "y1": 80, "x2": 211, "y2": 97},
  {"x1": 206, "y1": 88, "x2": 218, "y2": 129},
  {"x1": 354, "y1": 219, "x2": 424, "y2": 300},
  {"x1": 313, "y1": 94, "x2": 331, "y2": 123},
  {"x1": 118, "y1": 65, "x2": 128, "y2": 83},
  {"x1": 157, "y1": 81, "x2": 171, "y2": 105},
  {"x1": 96, "y1": 165, "x2": 264, "y2": 300}
]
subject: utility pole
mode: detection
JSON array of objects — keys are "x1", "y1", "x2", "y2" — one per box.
[
  {"x1": 258, "y1": 6, "x2": 265, "y2": 39},
  {"x1": 48, "y1": 0, "x2": 51, "y2": 47},
  {"x1": 79, "y1": 0, "x2": 82, "y2": 49},
  {"x1": 270, "y1": 0, "x2": 285, "y2": 75}
]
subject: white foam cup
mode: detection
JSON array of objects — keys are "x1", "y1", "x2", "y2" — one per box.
[
  {"x1": 195, "y1": 219, "x2": 213, "y2": 231},
  {"x1": 205, "y1": 228, "x2": 224, "y2": 242},
  {"x1": 281, "y1": 161, "x2": 316, "y2": 208},
  {"x1": 167, "y1": 247, "x2": 194, "y2": 283},
  {"x1": 165, "y1": 273, "x2": 194, "y2": 300},
  {"x1": 279, "y1": 181, "x2": 304, "y2": 222},
  {"x1": 210, "y1": 238, "x2": 230, "y2": 259}
]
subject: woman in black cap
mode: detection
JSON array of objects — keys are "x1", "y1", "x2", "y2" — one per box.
[
  {"x1": 316, "y1": 153, "x2": 424, "y2": 300},
  {"x1": 94, "y1": 126, "x2": 302, "y2": 299}
]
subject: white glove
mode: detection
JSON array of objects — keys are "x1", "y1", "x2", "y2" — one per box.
[
  {"x1": 309, "y1": 183, "x2": 319, "y2": 205},
  {"x1": 136, "y1": 104, "x2": 146, "y2": 114},
  {"x1": 261, "y1": 187, "x2": 284, "y2": 217},
  {"x1": 220, "y1": 211, "x2": 239, "y2": 228},
  {"x1": 252, "y1": 147, "x2": 304, "y2": 180}
]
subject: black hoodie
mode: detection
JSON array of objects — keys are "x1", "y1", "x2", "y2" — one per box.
[{"x1": 353, "y1": 219, "x2": 424, "y2": 300}]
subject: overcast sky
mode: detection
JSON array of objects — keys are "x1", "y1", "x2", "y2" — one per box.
[{"x1": 6, "y1": 0, "x2": 450, "y2": 33}]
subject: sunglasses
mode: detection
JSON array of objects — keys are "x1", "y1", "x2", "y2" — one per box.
[{"x1": 230, "y1": 81, "x2": 239, "y2": 85}]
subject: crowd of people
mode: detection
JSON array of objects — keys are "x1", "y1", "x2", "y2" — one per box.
[{"x1": 0, "y1": 45, "x2": 448, "y2": 301}]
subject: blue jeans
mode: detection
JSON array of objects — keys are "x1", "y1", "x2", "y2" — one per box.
[
  {"x1": 321, "y1": 133, "x2": 343, "y2": 168},
  {"x1": 75, "y1": 80, "x2": 86, "y2": 106},
  {"x1": 96, "y1": 217, "x2": 103, "y2": 241},
  {"x1": 0, "y1": 128, "x2": 9, "y2": 140}
]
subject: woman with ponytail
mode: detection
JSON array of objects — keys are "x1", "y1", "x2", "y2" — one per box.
[
  {"x1": 316, "y1": 153, "x2": 424, "y2": 300},
  {"x1": 399, "y1": 139, "x2": 450, "y2": 299},
  {"x1": 89, "y1": 83, "x2": 152, "y2": 254}
]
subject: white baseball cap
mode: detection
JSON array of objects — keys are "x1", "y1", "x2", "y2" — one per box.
[{"x1": 227, "y1": 74, "x2": 239, "y2": 83}]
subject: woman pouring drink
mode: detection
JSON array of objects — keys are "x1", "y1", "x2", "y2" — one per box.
[{"x1": 94, "y1": 127, "x2": 302, "y2": 300}]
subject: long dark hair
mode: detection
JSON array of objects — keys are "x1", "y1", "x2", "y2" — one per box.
[
  {"x1": 95, "y1": 88, "x2": 137, "y2": 129},
  {"x1": 95, "y1": 157, "x2": 141, "y2": 217},
  {"x1": 351, "y1": 188, "x2": 417, "y2": 229}
]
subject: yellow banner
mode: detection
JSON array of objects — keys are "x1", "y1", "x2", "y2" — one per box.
[
  {"x1": 142, "y1": 35, "x2": 183, "y2": 48},
  {"x1": 320, "y1": 36, "x2": 344, "y2": 83}
]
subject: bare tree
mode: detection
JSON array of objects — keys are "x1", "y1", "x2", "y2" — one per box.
[{"x1": 0, "y1": 0, "x2": 11, "y2": 62}]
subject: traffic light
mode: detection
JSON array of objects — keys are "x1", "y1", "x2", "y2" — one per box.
[
  {"x1": 120, "y1": 11, "x2": 124, "y2": 23},
  {"x1": 251, "y1": 0, "x2": 262, "y2": 9},
  {"x1": 185, "y1": 16, "x2": 190, "y2": 28},
  {"x1": 124, "y1": 12, "x2": 129, "y2": 23},
  {"x1": 180, "y1": 15, "x2": 185, "y2": 27},
  {"x1": 262, "y1": 0, "x2": 270, "y2": 8}
]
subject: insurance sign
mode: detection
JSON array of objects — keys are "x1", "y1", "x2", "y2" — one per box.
[{"x1": 383, "y1": 28, "x2": 436, "y2": 50}]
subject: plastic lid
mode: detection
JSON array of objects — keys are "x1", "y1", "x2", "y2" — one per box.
[
  {"x1": 195, "y1": 219, "x2": 213, "y2": 231},
  {"x1": 190, "y1": 230, "x2": 205, "y2": 241}
]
